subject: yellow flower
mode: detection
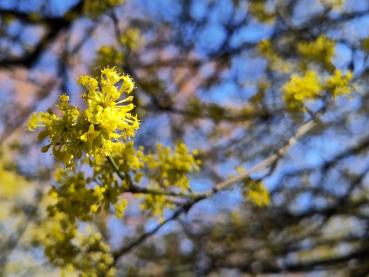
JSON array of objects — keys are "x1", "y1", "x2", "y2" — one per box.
[
  {"x1": 361, "y1": 37, "x2": 369, "y2": 53},
  {"x1": 80, "y1": 124, "x2": 100, "y2": 143},
  {"x1": 248, "y1": 0, "x2": 275, "y2": 23},
  {"x1": 119, "y1": 28, "x2": 142, "y2": 50},
  {"x1": 28, "y1": 67, "x2": 139, "y2": 165},
  {"x1": 92, "y1": 45, "x2": 125, "y2": 76},
  {"x1": 245, "y1": 181, "x2": 270, "y2": 207},
  {"x1": 143, "y1": 143, "x2": 200, "y2": 191},
  {"x1": 282, "y1": 71, "x2": 322, "y2": 111},
  {"x1": 297, "y1": 35, "x2": 335, "y2": 69},
  {"x1": 90, "y1": 204, "x2": 98, "y2": 213},
  {"x1": 257, "y1": 39, "x2": 291, "y2": 73},
  {"x1": 83, "y1": 0, "x2": 125, "y2": 18},
  {"x1": 114, "y1": 199, "x2": 128, "y2": 218},
  {"x1": 81, "y1": 67, "x2": 139, "y2": 140},
  {"x1": 319, "y1": 0, "x2": 345, "y2": 9},
  {"x1": 324, "y1": 70, "x2": 353, "y2": 96}
]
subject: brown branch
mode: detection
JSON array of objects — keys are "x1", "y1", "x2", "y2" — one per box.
[
  {"x1": 110, "y1": 113, "x2": 320, "y2": 263},
  {"x1": 112, "y1": 200, "x2": 195, "y2": 264},
  {"x1": 197, "y1": 116, "x2": 318, "y2": 199},
  {"x1": 0, "y1": 2, "x2": 83, "y2": 68},
  {"x1": 220, "y1": 247, "x2": 369, "y2": 274},
  {"x1": 107, "y1": 156, "x2": 194, "y2": 198}
]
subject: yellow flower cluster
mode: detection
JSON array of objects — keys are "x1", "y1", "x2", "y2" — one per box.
[
  {"x1": 83, "y1": 0, "x2": 125, "y2": 18},
  {"x1": 361, "y1": 37, "x2": 369, "y2": 53},
  {"x1": 245, "y1": 180, "x2": 270, "y2": 207},
  {"x1": 34, "y1": 213, "x2": 115, "y2": 276},
  {"x1": 80, "y1": 68, "x2": 138, "y2": 156},
  {"x1": 91, "y1": 29, "x2": 142, "y2": 75},
  {"x1": 0, "y1": 159, "x2": 26, "y2": 199},
  {"x1": 140, "y1": 143, "x2": 201, "y2": 217},
  {"x1": 140, "y1": 194, "x2": 175, "y2": 219},
  {"x1": 248, "y1": 0, "x2": 275, "y2": 23},
  {"x1": 78, "y1": 232, "x2": 115, "y2": 276},
  {"x1": 283, "y1": 71, "x2": 322, "y2": 111},
  {"x1": 114, "y1": 198, "x2": 128, "y2": 218},
  {"x1": 28, "y1": 67, "x2": 139, "y2": 166},
  {"x1": 0, "y1": 154, "x2": 29, "y2": 221},
  {"x1": 48, "y1": 170, "x2": 107, "y2": 220},
  {"x1": 112, "y1": 141, "x2": 144, "y2": 174},
  {"x1": 282, "y1": 70, "x2": 352, "y2": 111},
  {"x1": 36, "y1": 213, "x2": 78, "y2": 267},
  {"x1": 119, "y1": 28, "x2": 142, "y2": 50},
  {"x1": 28, "y1": 96, "x2": 80, "y2": 165},
  {"x1": 324, "y1": 69, "x2": 353, "y2": 96},
  {"x1": 92, "y1": 46, "x2": 124, "y2": 76},
  {"x1": 319, "y1": 0, "x2": 345, "y2": 9},
  {"x1": 28, "y1": 68, "x2": 202, "y2": 274},
  {"x1": 257, "y1": 40, "x2": 291, "y2": 73},
  {"x1": 144, "y1": 143, "x2": 201, "y2": 190},
  {"x1": 297, "y1": 35, "x2": 335, "y2": 69}
]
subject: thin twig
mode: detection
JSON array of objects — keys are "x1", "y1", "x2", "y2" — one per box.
[{"x1": 110, "y1": 115, "x2": 319, "y2": 263}]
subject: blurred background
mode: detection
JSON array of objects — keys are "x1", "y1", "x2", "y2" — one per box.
[{"x1": 1, "y1": 0, "x2": 369, "y2": 276}]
